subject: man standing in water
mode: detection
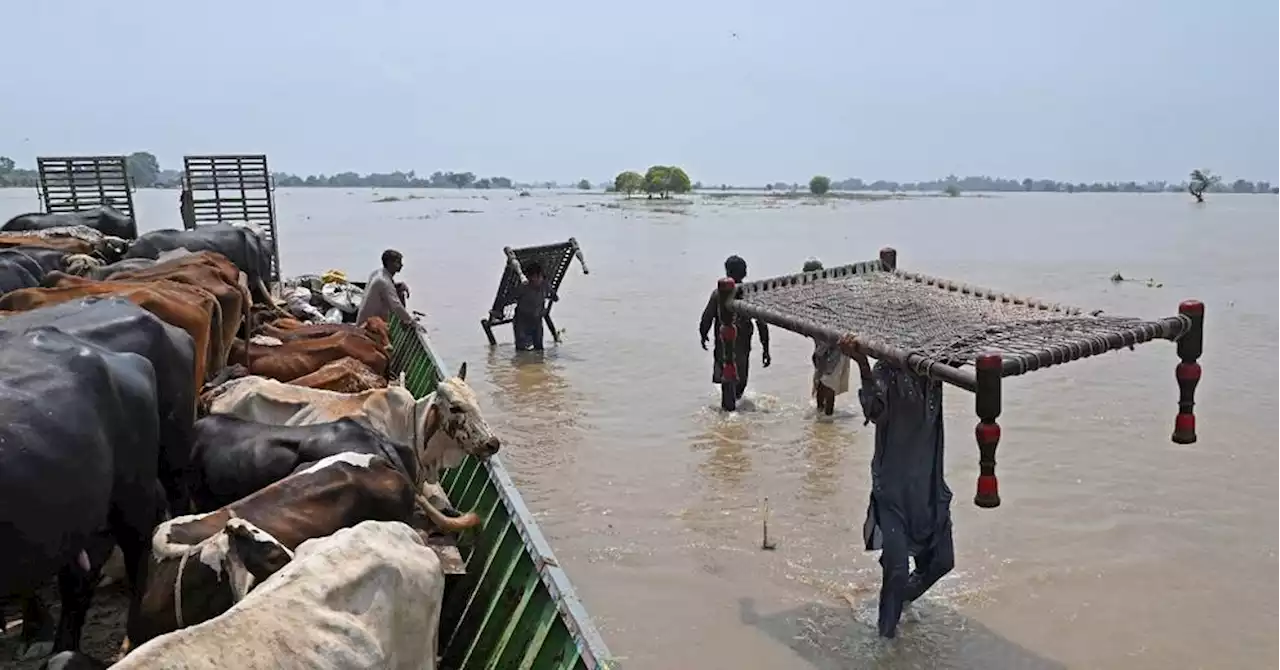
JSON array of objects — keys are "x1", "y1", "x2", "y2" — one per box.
[
  {"x1": 357, "y1": 249, "x2": 425, "y2": 331},
  {"x1": 804, "y1": 258, "x2": 851, "y2": 416},
  {"x1": 512, "y1": 260, "x2": 557, "y2": 351},
  {"x1": 839, "y1": 333, "x2": 954, "y2": 639},
  {"x1": 700, "y1": 255, "x2": 771, "y2": 400}
]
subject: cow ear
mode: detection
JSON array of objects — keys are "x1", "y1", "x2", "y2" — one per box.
[{"x1": 456, "y1": 362, "x2": 467, "y2": 381}]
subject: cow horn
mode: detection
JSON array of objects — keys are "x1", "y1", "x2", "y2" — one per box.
[{"x1": 456, "y1": 362, "x2": 467, "y2": 381}]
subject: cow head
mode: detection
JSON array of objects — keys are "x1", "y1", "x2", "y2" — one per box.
[
  {"x1": 139, "y1": 510, "x2": 294, "y2": 643},
  {"x1": 417, "y1": 362, "x2": 500, "y2": 483}
]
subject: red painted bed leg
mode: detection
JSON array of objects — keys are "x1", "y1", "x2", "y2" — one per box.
[
  {"x1": 1172, "y1": 300, "x2": 1204, "y2": 444},
  {"x1": 974, "y1": 352, "x2": 1003, "y2": 508}
]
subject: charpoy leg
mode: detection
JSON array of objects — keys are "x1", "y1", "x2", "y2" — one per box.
[
  {"x1": 876, "y1": 514, "x2": 910, "y2": 639},
  {"x1": 905, "y1": 521, "x2": 955, "y2": 602}
]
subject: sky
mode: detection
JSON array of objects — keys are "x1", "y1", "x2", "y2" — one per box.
[{"x1": 1, "y1": 0, "x2": 1276, "y2": 184}]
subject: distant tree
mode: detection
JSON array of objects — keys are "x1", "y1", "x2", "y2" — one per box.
[
  {"x1": 809, "y1": 175, "x2": 831, "y2": 195},
  {"x1": 1065, "y1": 183, "x2": 1076, "y2": 194},
  {"x1": 127, "y1": 151, "x2": 161, "y2": 188},
  {"x1": 577, "y1": 179, "x2": 591, "y2": 190},
  {"x1": 1256, "y1": 181, "x2": 1273, "y2": 194},
  {"x1": 491, "y1": 177, "x2": 513, "y2": 189},
  {"x1": 693, "y1": 181, "x2": 704, "y2": 190},
  {"x1": 1231, "y1": 179, "x2": 1254, "y2": 194},
  {"x1": 0, "y1": 156, "x2": 14, "y2": 174},
  {"x1": 447, "y1": 172, "x2": 476, "y2": 188},
  {"x1": 944, "y1": 184, "x2": 962, "y2": 197},
  {"x1": 1188, "y1": 169, "x2": 1220, "y2": 203},
  {"x1": 642, "y1": 165, "x2": 691, "y2": 198},
  {"x1": 474, "y1": 178, "x2": 492, "y2": 189},
  {"x1": 613, "y1": 170, "x2": 644, "y2": 198},
  {"x1": 1021, "y1": 178, "x2": 1034, "y2": 191}
]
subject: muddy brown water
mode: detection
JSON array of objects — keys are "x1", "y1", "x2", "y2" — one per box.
[{"x1": 1, "y1": 189, "x2": 1275, "y2": 669}]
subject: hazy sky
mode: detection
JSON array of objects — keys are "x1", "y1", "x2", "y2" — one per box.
[{"x1": 3, "y1": 0, "x2": 1276, "y2": 184}]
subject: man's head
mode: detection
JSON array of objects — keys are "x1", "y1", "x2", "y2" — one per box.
[
  {"x1": 381, "y1": 249, "x2": 403, "y2": 275},
  {"x1": 724, "y1": 255, "x2": 748, "y2": 282},
  {"x1": 525, "y1": 261, "x2": 545, "y2": 287}
]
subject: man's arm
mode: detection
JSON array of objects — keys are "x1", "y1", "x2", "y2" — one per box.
[
  {"x1": 757, "y1": 319, "x2": 771, "y2": 366},
  {"x1": 377, "y1": 275, "x2": 418, "y2": 327},
  {"x1": 840, "y1": 335, "x2": 886, "y2": 425},
  {"x1": 698, "y1": 292, "x2": 716, "y2": 346}
]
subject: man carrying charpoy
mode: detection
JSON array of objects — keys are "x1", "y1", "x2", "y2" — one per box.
[
  {"x1": 512, "y1": 260, "x2": 557, "y2": 351},
  {"x1": 356, "y1": 249, "x2": 425, "y2": 332},
  {"x1": 803, "y1": 258, "x2": 851, "y2": 415},
  {"x1": 839, "y1": 333, "x2": 955, "y2": 639},
  {"x1": 699, "y1": 255, "x2": 771, "y2": 400}
]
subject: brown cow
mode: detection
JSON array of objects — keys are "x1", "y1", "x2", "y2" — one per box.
[
  {"x1": 93, "y1": 251, "x2": 251, "y2": 370},
  {"x1": 127, "y1": 452, "x2": 475, "y2": 646},
  {"x1": 289, "y1": 356, "x2": 389, "y2": 393},
  {"x1": 228, "y1": 330, "x2": 388, "y2": 383},
  {"x1": 0, "y1": 235, "x2": 96, "y2": 255},
  {"x1": 257, "y1": 316, "x2": 391, "y2": 353},
  {"x1": 0, "y1": 279, "x2": 224, "y2": 386}
]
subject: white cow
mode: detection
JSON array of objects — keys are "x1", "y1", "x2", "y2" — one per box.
[
  {"x1": 202, "y1": 362, "x2": 498, "y2": 518},
  {"x1": 114, "y1": 520, "x2": 445, "y2": 670}
]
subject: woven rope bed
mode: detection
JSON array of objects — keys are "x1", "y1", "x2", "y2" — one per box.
[
  {"x1": 713, "y1": 247, "x2": 1205, "y2": 508},
  {"x1": 480, "y1": 238, "x2": 588, "y2": 345}
]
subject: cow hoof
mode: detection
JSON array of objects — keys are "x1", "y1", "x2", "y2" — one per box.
[{"x1": 20, "y1": 640, "x2": 53, "y2": 660}]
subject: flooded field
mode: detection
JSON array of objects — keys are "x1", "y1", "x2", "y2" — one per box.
[{"x1": 2, "y1": 188, "x2": 1275, "y2": 669}]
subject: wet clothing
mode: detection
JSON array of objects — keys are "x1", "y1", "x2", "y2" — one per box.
[
  {"x1": 513, "y1": 281, "x2": 552, "y2": 351},
  {"x1": 857, "y1": 361, "x2": 955, "y2": 638},
  {"x1": 699, "y1": 290, "x2": 769, "y2": 399},
  {"x1": 356, "y1": 268, "x2": 416, "y2": 327},
  {"x1": 813, "y1": 340, "x2": 851, "y2": 395}
]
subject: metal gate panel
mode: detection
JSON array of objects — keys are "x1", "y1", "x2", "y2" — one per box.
[
  {"x1": 181, "y1": 154, "x2": 281, "y2": 282},
  {"x1": 36, "y1": 155, "x2": 135, "y2": 219}
]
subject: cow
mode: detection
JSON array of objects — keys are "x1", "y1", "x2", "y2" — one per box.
[
  {"x1": 123, "y1": 223, "x2": 277, "y2": 309},
  {"x1": 126, "y1": 452, "x2": 465, "y2": 646},
  {"x1": 1, "y1": 206, "x2": 137, "y2": 240},
  {"x1": 114, "y1": 521, "x2": 444, "y2": 670},
  {"x1": 0, "y1": 225, "x2": 128, "y2": 261},
  {"x1": 0, "y1": 248, "x2": 44, "y2": 295},
  {"x1": 62, "y1": 248, "x2": 198, "y2": 281},
  {"x1": 82, "y1": 250, "x2": 252, "y2": 370},
  {"x1": 227, "y1": 329, "x2": 389, "y2": 383},
  {"x1": 203, "y1": 363, "x2": 499, "y2": 517},
  {"x1": 255, "y1": 316, "x2": 391, "y2": 352},
  {"x1": 187, "y1": 415, "x2": 416, "y2": 512},
  {"x1": 0, "y1": 297, "x2": 198, "y2": 514},
  {"x1": 0, "y1": 328, "x2": 161, "y2": 660},
  {"x1": 288, "y1": 356, "x2": 388, "y2": 393},
  {"x1": 0, "y1": 276, "x2": 226, "y2": 386}
]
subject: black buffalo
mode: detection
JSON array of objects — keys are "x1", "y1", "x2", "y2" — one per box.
[
  {"x1": 123, "y1": 223, "x2": 274, "y2": 306},
  {"x1": 189, "y1": 414, "x2": 417, "y2": 512},
  {"x1": 1, "y1": 206, "x2": 137, "y2": 240},
  {"x1": 0, "y1": 327, "x2": 162, "y2": 658},
  {"x1": 0, "y1": 298, "x2": 198, "y2": 515},
  {"x1": 0, "y1": 247, "x2": 70, "y2": 296}
]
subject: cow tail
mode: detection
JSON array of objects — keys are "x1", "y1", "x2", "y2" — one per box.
[{"x1": 415, "y1": 494, "x2": 481, "y2": 533}]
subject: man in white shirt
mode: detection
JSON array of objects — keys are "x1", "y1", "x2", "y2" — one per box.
[{"x1": 356, "y1": 249, "x2": 425, "y2": 331}]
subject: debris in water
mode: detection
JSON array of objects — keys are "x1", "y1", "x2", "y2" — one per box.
[{"x1": 761, "y1": 497, "x2": 777, "y2": 550}]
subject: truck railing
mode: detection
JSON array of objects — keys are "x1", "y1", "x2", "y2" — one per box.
[{"x1": 386, "y1": 314, "x2": 618, "y2": 670}]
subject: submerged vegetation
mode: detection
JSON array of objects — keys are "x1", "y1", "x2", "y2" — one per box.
[{"x1": 809, "y1": 175, "x2": 831, "y2": 195}]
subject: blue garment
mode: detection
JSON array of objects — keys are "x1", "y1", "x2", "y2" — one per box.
[
  {"x1": 513, "y1": 318, "x2": 544, "y2": 351},
  {"x1": 857, "y1": 361, "x2": 955, "y2": 638}
]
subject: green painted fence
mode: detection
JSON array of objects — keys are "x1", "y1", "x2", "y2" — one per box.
[{"x1": 386, "y1": 316, "x2": 618, "y2": 670}]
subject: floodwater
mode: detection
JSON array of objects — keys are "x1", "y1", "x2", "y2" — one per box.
[{"x1": 2, "y1": 188, "x2": 1276, "y2": 669}]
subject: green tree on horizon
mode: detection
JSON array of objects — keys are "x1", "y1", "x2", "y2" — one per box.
[
  {"x1": 613, "y1": 171, "x2": 644, "y2": 198},
  {"x1": 809, "y1": 175, "x2": 831, "y2": 195},
  {"x1": 577, "y1": 178, "x2": 591, "y2": 190},
  {"x1": 642, "y1": 165, "x2": 692, "y2": 199}
]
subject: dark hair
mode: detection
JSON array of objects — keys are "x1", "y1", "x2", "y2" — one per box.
[
  {"x1": 381, "y1": 249, "x2": 402, "y2": 268},
  {"x1": 724, "y1": 255, "x2": 747, "y2": 280},
  {"x1": 525, "y1": 261, "x2": 544, "y2": 278}
]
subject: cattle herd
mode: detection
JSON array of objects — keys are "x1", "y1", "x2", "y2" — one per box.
[{"x1": 0, "y1": 207, "x2": 502, "y2": 669}]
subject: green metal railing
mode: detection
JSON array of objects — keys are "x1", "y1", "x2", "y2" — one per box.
[{"x1": 386, "y1": 316, "x2": 617, "y2": 670}]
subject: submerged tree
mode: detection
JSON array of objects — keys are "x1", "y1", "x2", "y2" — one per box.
[
  {"x1": 577, "y1": 179, "x2": 591, "y2": 190},
  {"x1": 642, "y1": 165, "x2": 692, "y2": 199},
  {"x1": 1188, "y1": 169, "x2": 1220, "y2": 203},
  {"x1": 809, "y1": 175, "x2": 831, "y2": 195},
  {"x1": 613, "y1": 170, "x2": 644, "y2": 198}
]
